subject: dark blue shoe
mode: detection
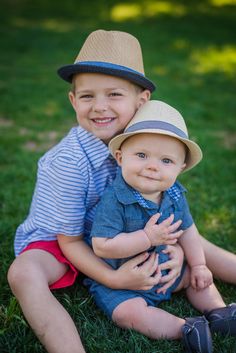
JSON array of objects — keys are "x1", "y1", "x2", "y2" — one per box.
[
  {"x1": 205, "y1": 303, "x2": 236, "y2": 336},
  {"x1": 182, "y1": 316, "x2": 213, "y2": 353}
]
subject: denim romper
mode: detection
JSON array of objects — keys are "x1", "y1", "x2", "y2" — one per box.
[{"x1": 85, "y1": 170, "x2": 193, "y2": 318}]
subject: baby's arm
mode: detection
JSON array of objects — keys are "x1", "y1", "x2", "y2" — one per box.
[
  {"x1": 178, "y1": 223, "x2": 213, "y2": 290},
  {"x1": 92, "y1": 213, "x2": 183, "y2": 259},
  {"x1": 92, "y1": 230, "x2": 150, "y2": 258}
]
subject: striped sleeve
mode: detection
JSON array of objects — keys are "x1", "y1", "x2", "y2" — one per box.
[{"x1": 31, "y1": 152, "x2": 88, "y2": 236}]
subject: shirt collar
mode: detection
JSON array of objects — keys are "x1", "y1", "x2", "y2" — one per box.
[
  {"x1": 76, "y1": 126, "x2": 111, "y2": 169},
  {"x1": 113, "y1": 169, "x2": 139, "y2": 205},
  {"x1": 113, "y1": 170, "x2": 159, "y2": 209},
  {"x1": 113, "y1": 169, "x2": 186, "y2": 209}
]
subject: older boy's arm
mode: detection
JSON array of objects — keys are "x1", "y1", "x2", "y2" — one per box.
[
  {"x1": 92, "y1": 230, "x2": 151, "y2": 259},
  {"x1": 58, "y1": 234, "x2": 115, "y2": 285},
  {"x1": 178, "y1": 224, "x2": 213, "y2": 289},
  {"x1": 57, "y1": 234, "x2": 159, "y2": 290}
]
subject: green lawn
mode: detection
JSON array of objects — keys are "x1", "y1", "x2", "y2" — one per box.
[{"x1": 0, "y1": 0, "x2": 236, "y2": 352}]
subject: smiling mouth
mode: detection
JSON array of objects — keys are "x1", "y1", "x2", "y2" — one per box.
[
  {"x1": 92, "y1": 118, "x2": 115, "y2": 124},
  {"x1": 142, "y1": 174, "x2": 160, "y2": 181}
]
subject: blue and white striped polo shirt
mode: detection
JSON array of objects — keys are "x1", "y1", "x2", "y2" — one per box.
[{"x1": 14, "y1": 126, "x2": 117, "y2": 256}]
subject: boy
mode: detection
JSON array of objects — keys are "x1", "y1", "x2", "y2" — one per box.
[
  {"x1": 7, "y1": 30, "x2": 184, "y2": 353},
  {"x1": 88, "y1": 100, "x2": 236, "y2": 353},
  {"x1": 7, "y1": 29, "x2": 236, "y2": 353}
]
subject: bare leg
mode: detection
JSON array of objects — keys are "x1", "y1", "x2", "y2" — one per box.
[
  {"x1": 112, "y1": 297, "x2": 185, "y2": 339},
  {"x1": 199, "y1": 234, "x2": 236, "y2": 284},
  {"x1": 186, "y1": 283, "x2": 226, "y2": 313},
  {"x1": 7, "y1": 250, "x2": 86, "y2": 353},
  {"x1": 174, "y1": 265, "x2": 226, "y2": 312}
]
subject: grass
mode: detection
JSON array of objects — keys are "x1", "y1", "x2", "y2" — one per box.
[{"x1": 0, "y1": 0, "x2": 236, "y2": 352}]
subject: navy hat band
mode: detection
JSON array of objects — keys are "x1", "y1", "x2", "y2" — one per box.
[
  {"x1": 75, "y1": 61, "x2": 145, "y2": 76},
  {"x1": 125, "y1": 120, "x2": 188, "y2": 139}
]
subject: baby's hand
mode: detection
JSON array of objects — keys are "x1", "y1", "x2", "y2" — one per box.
[
  {"x1": 144, "y1": 213, "x2": 183, "y2": 247},
  {"x1": 190, "y1": 264, "x2": 213, "y2": 290}
]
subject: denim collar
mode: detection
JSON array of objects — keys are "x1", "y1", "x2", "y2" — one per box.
[{"x1": 113, "y1": 168, "x2": 186, "y2": 211}]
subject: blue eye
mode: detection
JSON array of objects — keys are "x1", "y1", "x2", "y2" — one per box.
[
  {"x1": 162, "y1": 158, "x2": 172, "y2": 164},
  {"x1": 137, "y1": 152, "x2": 146, "y2": 159}
]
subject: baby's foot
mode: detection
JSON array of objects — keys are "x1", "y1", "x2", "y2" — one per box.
[
  {"x1": 182, "y1": 316, "x2": 212, "y2": 353},
  {"x1": 205, "y1": 303, "x2": 236, "y2": 336}
]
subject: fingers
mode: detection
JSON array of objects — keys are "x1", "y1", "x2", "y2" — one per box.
[
  {"x1": 161, "y1": 244, "x2": 174, "y2": 255},
  {"x1": 162, "y1": 243, "x2": 184, "y2": 261},
  {"x1": 161, "y1": 223, "x2": 183, "y2": 242},
  {"x1": 157, "y1": 215, "x2": 183, "y2": 244},
  {"x1": 152, "y1": 230, "x2": 182, "y2": 246},
  {"x1": 159, "y1": 258, "x2": 176, "y2": 272},
  {"x1": 167, "y1": 219, "x2": 182, "y2": 233},
  {"x1": 132, "y1": 253, "x2": 161, "y2": 290},
  {"x1": 129, "y1": 252, "x2": 149, "y2": 267},
  {"x1": 162, "y1": 230, "x2": 183, "y2": 245},
  {"x1": 157, "y1": 277, "x2": 176, "y2": 294},
  {"x1": 142, "y1": 264, "x2": 162, "y2": 289},
  {"x1": 159, "y1": 267, "x2": 178, "y2": 284},
  {"x1": 191, "y1": 276, "x2": 197, "y2": 289},
  {"x1": 146, "y1": 212, "x2": 161, "y2": 226},
  {"x1": 139, "y1": 252, "x2": 158, "y2": 274},
  {"x1": 152, "y1": 267, "x2": 162, "y2": 284},
  {"x1": 196, "y1": 279, "x2": 205, "y2": 290},
  {"x1": 193, "y1": 274, "x2": 213, "y2": 290}
]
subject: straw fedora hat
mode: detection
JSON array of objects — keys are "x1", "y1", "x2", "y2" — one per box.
[
  {"x1": 57, "y1": 29, "x2": 156, "y2": 92},
  {"x1": 109, "y1": 100, "x2": 203, "y2": 172}
]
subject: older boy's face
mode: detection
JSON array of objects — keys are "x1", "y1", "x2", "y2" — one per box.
[
  {"x1": 115, "y1": 134, "x2": 186, "y2": 203},
  {"x1": 69, "y1": 73, "x2": 150, "y2": 144}
]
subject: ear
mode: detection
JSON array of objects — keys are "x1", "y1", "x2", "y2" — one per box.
[
  {"x1": 180, "y1": 163, "x2": 187, "y2": 172},
  {"x1": 114, "y1": 150, "x2": 122, "y2": 166},
  {"x1": 68, "y1": 91, "x2": 77, "y2": 111},
  {"x1": 138, "y1": 89, "x2": 151, "y2": 108}
]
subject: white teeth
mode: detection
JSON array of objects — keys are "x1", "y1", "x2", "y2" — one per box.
[{"x1": 94, "y1": 118, "x2": 113, "y2": 123}]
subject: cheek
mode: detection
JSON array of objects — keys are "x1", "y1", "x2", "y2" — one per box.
[
  {"x1": 166, "y1": 169, "x2": 180, "y2": 182},
  {"x1": 121, "y1": 161, "x2": 136, "y2": 177},
  {"x1": 77, "y1": 106, "x2": 90, "y2": 120},
  {"x1": 118, "y1": 105, "x2": 137, "y2": 123},
  {"x1": 161, "y1": 167, "x2": 175, "y2": 179}
]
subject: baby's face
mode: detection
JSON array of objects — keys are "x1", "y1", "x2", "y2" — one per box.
[
  {"x1": 115, "y1": 133, "x2": 186, "y2": 202},
  {"x1": 68, "y1": 73, "x2": 150, "y2": 144}
]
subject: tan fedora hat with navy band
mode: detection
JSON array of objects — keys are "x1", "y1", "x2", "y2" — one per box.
[
  {"x1": 109, "y1": 100, "x2": 203, "y2": 172},
  {"x1": 57, "y1": 29, "x2": 156, "y2": 92}
]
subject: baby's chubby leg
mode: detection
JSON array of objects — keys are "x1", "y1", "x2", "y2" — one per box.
[
  {"x1": 8, "y1": 250, "x2": 85, "y2": 353},
  {"x1": 172, "y1": 264, "x2": 226, "y2": 312},
  {"x1": 199, "y1": 234, "x2": 236, "y2": 284},
  {"x1": 112, "y1": 297, "x2": 185, "y2": 339}
]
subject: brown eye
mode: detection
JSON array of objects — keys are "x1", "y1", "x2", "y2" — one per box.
[
  {"x1": 80, "y1": 94, "x2": 92, "y2": 99},
  {"x1": 110, "y1": 92, "x2": 122, "y2": 97}
]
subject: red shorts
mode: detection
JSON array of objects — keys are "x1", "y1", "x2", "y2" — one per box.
[{"x1": 21, "y1": 240, "x2": 79, "y2": 290}]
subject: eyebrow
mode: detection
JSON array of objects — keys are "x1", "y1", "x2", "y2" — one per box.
[{"x1": 76, "y1": 86, "x2": 129, "y2": 93}]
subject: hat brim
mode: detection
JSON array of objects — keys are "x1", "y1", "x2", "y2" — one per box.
[
  {"x1": 109, "y1": 130, "x2": 202, "y2": 172},
  {"x1": 57, "y1": 62, "x2": 156, "y2": 93}
]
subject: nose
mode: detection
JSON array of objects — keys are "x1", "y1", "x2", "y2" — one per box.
[
  {"x1": 146, "y1": 159, "x2": 160, "y2": 174},
  {"x1": 92, "y1": 97, "x2": 108, "y2": 113}
]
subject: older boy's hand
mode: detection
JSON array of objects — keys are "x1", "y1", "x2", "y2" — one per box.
[
  {"x1": 144, "y1": 213, "x2": 183, "y2": 247},
  {"x1": 116, "y1": 252, "x2": 162, "y2": 291},
  {"x1": 157, "y1": 243, "x2": 184, "y2": 293},
  {"x1": 190, "y1": 264, "x2": 213, "y2": 290}
]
